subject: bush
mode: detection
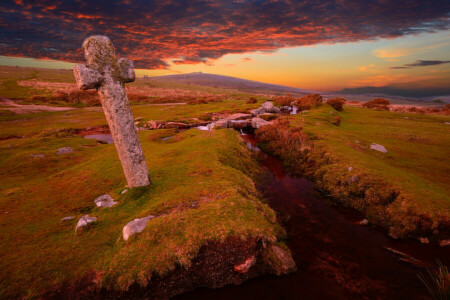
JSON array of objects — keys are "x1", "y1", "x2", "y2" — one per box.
[
  {"x1": 294, "y1": 94, "x2": 323, "y2": 111},
  {"x1": 255, "y1": 118, "x2": 309, "y2": 166},
  {"x1": 247, "y1": 96, "x2": 257, "y2": 104},
  {"x1": 274, "y1": 94, "x2": 294, "y2": 106},
  {"x1": 32, "y1": 90, "x2": 101, "y2": 106},
  {"x1": 362, "y1": 98, "x2": 390, "y2": 110},
  {"x1": 326, "y1": 97, "x2": 346, "y2": 111}
]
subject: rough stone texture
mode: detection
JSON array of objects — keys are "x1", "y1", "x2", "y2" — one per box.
[
  {"x1": 123, "y1": 215, "x2": 155, "y2": 241},
  {"x1": 165, "y1": 122, "x2": 190, "y2": 129},
  {"x1": 264, "y1": 245, "x2": 296, "y2": 276},
  {"x1": 57, "y1": 147, "x2": 74, "y2": 155},
  {"x1": 261, "y1": 101, "x2": 280, "y2": 114},
  {"x1": 214, "y1": 119, "x2": 230, "y2": 129},
  {"x1": 250, "y1": 107, "x2": 265, "y2": 116},
  {"x1": 370, "y1": 143, "x2": 388, "y2": 153},
  {"x1": 251, "y1": 117, "x2": 269, "y2": 129},
  {"x1": 61, "y1": 216, "x2": 75, "y2": 222},
  {"x1": 73, "y1": 35, "x2": 150, "y2": 188},
  {"x1": 419, "y1": 237, "x2": 429, "y2": 244},
  {"x1": 233, "y1": 255, "x2": 256, "y2": 274},
  {"x1": 229, "y1": 120, "x2": 251, "y2": 129},
  {"x1": 30, "y1": 154, "x2": 45, "y2": 158},
  {"x1": 227, "y1": 113, "x2": 253, "y2": 121},
  {"x1": 94, "y1": 194, "x2": 117, "y2": 208},
  {"x1": 75, "y1": 215, "x2": 97, "y2": 232}
]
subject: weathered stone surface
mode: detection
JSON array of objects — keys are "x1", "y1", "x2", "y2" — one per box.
[
  {"x1": 165, "y1": 122, "x2": 190, "y2": 129},
  {"x1": 265, "y1": 245, "x2": 296, "y2": 276},
  {"x1": 30, "y1": 154, "x2": 45, "y2": 158},
  {"x1": 370, "y1": 143, "x2": 388, "y2": 153},
  {"x1": 250, "y1": 107, "x2": 265, "y2": 116},
  {"x1": 75, "y1": 215, "x2": 97, "y2": 232},
  {"x1": 123, "y1": 215, "x2": 155, "y2": 241},
  {"x1": 251, "y1": 117, "x2": 269, "y2": 129},
  {"x1": 94, "y1": 194, "x2": 117, "y2": 208},
  {"x1": 61, "y1": 216, "x2": 75, "y2": 222},
  {"x1": 57, "y1": 147, "x2": 74, "y2": 155},
  {"x1": 234, "y1": 255, "x2": 256, "y2": 274},
  {"x1": 229, "y1": 120, "x2": 251, "y2": 129},
  {"x1": 261, "y1": 101, "x2": 280, "y2": 114},
  {"x1": 214, "y1": 119, "x2": 230, "y2": 129},
  {"x1": 74, "y1": 35, "x2": 150, "y2": 188},
  {"x1": 227, "y1": 113, "x2": 253, "y2": 121}
]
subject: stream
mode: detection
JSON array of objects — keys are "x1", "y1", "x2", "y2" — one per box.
[
  {"x1": 84, "y1": 130, "x2": 449, "y2": 299},
  {"x1": 175, "y1": 132, "x2": 449, "y2": 300}
]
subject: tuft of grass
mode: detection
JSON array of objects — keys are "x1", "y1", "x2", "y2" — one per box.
[{"x1": 418, "y1": 260, "x2": 449, "y2": 300}]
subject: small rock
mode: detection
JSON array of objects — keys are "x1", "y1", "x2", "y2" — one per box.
[
  {"x1": 94, "y1": 194, "x2": 117, "y2": 208},
  {"x1": 370, "y1": 143, "x2": 388, "y2": 153},
  {"x1": 265, "y1": 245, "x2": 296, "y2": 276},
  {"x1": 404, "y1": 117, "x2": 409, "y2": 119},
  {"x1": 348, "y1": 167, "x2": 353, "y2": 172},
  {"x1": 251, "y1": 117, "x2": 269, "y2": 129},
  {"x1": 57, "y1": 147, "x2": 74, "y2": 155},
  {"x1": 61, "y1": 216, "x2": 75, "y2": 222},
  {"x1": 439, "y1": 239, "x2": 450, "y2": 247},
  {"x1": 123, "y1": 215, "x2": 155, "y2": 241},
  {"x1": 355, "y1": 140, "x2": 360, "y2": 144},
  {"x1": 121, "y1": 189, "x2": 128, "y2": 194},
  {"x1": 261, "y1": 101, "x2": 280, "y2": 114},
  {"x1": 348, "y1": 176, "x2": 359, "y2": 183},
  {"x1": 359, "y1": 219, "x2": 369, "y2": 225},
  {"x1": 30, "y1": 154, "x2": 45, "y2": 158},
  {"x1": 445, "y1": 122, "x2": 450, "y2": 125},
  {"x1": 419, "y1": 237, "x2": 429, "y2": 244},
  {"x1": 234, "y1": 256, "x2": 256, "y2": 274},
  {"x1": 75, "y1": 215, "x2": 97, "y2": 232},
  {"x1": 227, "y1": 113, "x2": 253, "y2": 121}
]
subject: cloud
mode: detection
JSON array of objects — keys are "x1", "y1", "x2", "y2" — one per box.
[
  {"x1": 390, "y1": 60, "x2": 450, "y2": 69},
  {"x1": 0, "y1": 0, "x2": 449, "y2": 69},
  {"x1": 358, "y1": 64, "x2": 375, "y2": 71},
  {"x1": 241, "y1": 57, "x2": 253, "y2": 62}
]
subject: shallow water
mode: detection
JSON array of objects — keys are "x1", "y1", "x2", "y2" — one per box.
[
  {"x1": 84, "y1": 134, "x2": 114, "y2": 144},
  {"x1": 175, "y1": 133, "x2": 449, "y2": 300}
]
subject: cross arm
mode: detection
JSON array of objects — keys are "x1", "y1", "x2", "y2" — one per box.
[
  {"x1": 73, "y1": 64, "x2": 103, "y2": 90},
  {"x1": 118, "y1": 58, "x2": 135, "y2": 83}
]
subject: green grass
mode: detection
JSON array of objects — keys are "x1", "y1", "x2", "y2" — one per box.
[{"x1": 0, "y1": 127, "x2": 282, "y2": 298}]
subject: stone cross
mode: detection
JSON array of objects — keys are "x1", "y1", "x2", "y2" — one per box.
[{"x1": 73, "y1": 35, "x2": 150, "y2": 187}]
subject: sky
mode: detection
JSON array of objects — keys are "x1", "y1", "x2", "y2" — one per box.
[{"x1": 0, "y1": 0, "x2": 449, "y2": 97}]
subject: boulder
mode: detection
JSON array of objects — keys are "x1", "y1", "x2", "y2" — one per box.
[
  {"x1": 234, "y1": 255, "x2": 256, "y2": 274},
  {"x1": 94, "y1": 194, "x2": 117, "y2": 208},
  {"x1": 165, "y1": 122, "x2": 190, "y2": 129},
  {"x1": 214, "y1": 119, "x2": 230, "y2": 129},
  {"x1": 75, "y1": 215, "x2": 97, "y2": 232},
  {"x1": 227, "y1": 113, "x2": 253, "y2": 121},
  {"x1": 370, "y1": 143, "x2": 388, "y2": 153},
  {"x1": 57, "y1": 147, "x2": 74, "y2": 155},
  {"x1": 251, "y1": 117, "x2": 269, "y2": 129},
  {"x1": 123, "y1": 215, "x2": 155, "y2": 241},
  {"x1": 261, "y1": 102, "x2": 280, "y2": 114},
  {"x1": 264, "y1": 245, "x2": 296, "y2": 276},
  {"x1": 250, "y1": 107, "x2": 265, "y2": 116},
  {"x1": 229, "y1": 120, "x2": 251, "y2": 129}
]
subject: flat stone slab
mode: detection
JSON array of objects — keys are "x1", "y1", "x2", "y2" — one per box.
[
  {"x1": 57, "y1": 147, "x2": 74, "y2": 155},
  {"x1": 75, "y1": 215, "x2": 97, "y2": 232},
  {"x1": 94, "y1": 194, "x2": 117, "y2": 208},
  {"x1": 370, "y1": 143, "x2": 388, "y2": 153},
  {"x1": 250, "y1": 107, "x2": 265, "y2": 116},
  {"x1": 251, "y1": 117, "x2": 270, "y2": 129},
  {"x1": 227, "y1": 113, "x2": 253, "y2": 121},
  {"x1": 123, "y1": 215, "x2": 155, "y2": 241},
  {"x1": 214, "y1": 119, "x2": 230, "y2": 129}
]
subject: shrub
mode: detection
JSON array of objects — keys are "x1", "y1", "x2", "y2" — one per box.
[
  {"x1": 326, "y1": 97, "x2": 346, "y2": 111},
  {"x1": 294, "y1": 94, "x2": 322, "y2": 111},
  {"x1": 362, "y1": 98, "x2": 390, "y2": 110},
  {"x1": 274, "y1": 94, "x2": 294, "y2": 106},
  {"x1": 255, "y1": 118, "x2": 309, "y2": 166},
  {"x1": 247, "y1": 96, "x2": 257, "y2": 104},
  {"x1": 32, "y1": 90, "x2": 101, "y2": 106},
  {"x1": 331, "y1": 116, "x2": 341, "y2": 126}
]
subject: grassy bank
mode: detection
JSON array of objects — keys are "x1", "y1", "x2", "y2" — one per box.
[
  {"x1": 257, "y1": 105, "x2": 450, "y2": 240},
  {"x1": 0, "y1": 125, "x2": 284, "y2": 297}
]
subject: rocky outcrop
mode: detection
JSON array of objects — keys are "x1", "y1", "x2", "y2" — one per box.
[
  {"x1": 261, "y1": 102, "x2": 281, "y2": 114},
  {"x1": 227, "y1": 113, "x2": 253, "y2": 121}
]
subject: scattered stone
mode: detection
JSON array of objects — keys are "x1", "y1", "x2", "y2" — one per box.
[
  {"x1": 123, "y1": 215, "x2": 155, "y2": 241},
  {"x1": 165, "y1": 122, "x2": 190, "y2": 129},
  {"x1": 30, "y1": 154, "x2": 45, "y2": 158},
  {"x1": 265, "y1": 245, "x2": 296, "y2": 275},
  {"x1": 348, "y1": 167, "x2": 353, "y2": 172},
  {"x1": 94, "y1": 194, "x2": 117, "y2": 208},
  {"x1": 214, "y1": 119, "x2": 230, "y2": 129},
  {"x1": 121, "y1": 189, "x2": 128, "y2": 194},
  {"x1": 61, "y1": 216, "x2": 75, "y2": 222},
  {"x1": 251, "y1": 117, "x2": 269, "y2": 129},
  {"x1": 227, "y1": 113, "x2": 252, "y2": 121},
  {"x1": 57, "y1": 147, "x2": 74, "y2": 155},
  {"x1": 370, "y1": 143, "x2": 388, "y2": 153},
  {"x1": 75, "y1": 215, "x2": 97, "y2": 232},
  {"x1": 359, "y1": 219, "x2": 369, "y2": 225},
  {"x1": 354, "y1": 140, "x2": 360, "y2": 144},
  {"x1": 419, "y1": 237, "x2": 429, "y2": 244},
  {"x1": 73, "y1": 35, "x2": 150, "y2": 188},
  {"x1": 348, "y1": 176, "x2": 359, "y2": 183},
  {"x1": 234, "y1": 256, "x2": 256, "y2": 274},
  {"x1": 439, "y1": 239, "x2": 450, "y2": 247}
]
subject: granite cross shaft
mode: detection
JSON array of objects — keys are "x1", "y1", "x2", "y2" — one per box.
[{"x1": 73, "y1": 35, "x2": 150, "y2": 187}]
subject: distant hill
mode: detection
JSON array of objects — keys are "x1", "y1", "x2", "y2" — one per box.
[
  {"x1": 338, "y1": 86, "x2": 450, "y2": 100},
  {"x1": 146, "y1": 72, "x2": 315, "y2": 96}
]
